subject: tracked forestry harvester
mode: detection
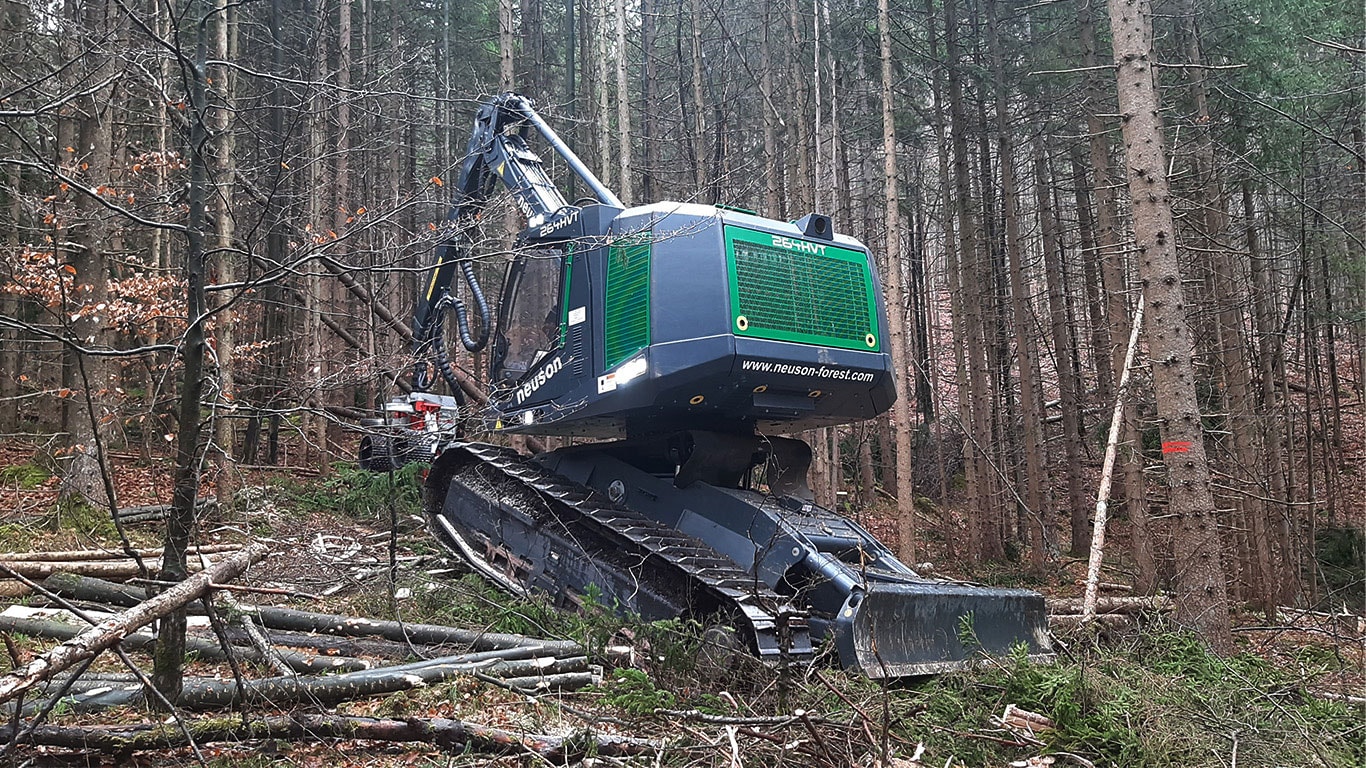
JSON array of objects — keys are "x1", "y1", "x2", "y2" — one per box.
[{"x1": 359, "y1": 93, "x2": 1051, "y2": 676}]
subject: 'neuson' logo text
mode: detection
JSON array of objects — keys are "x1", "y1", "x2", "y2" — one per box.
[{"x1": 515, "y1": 355, "x2": 566, "y2": 404}]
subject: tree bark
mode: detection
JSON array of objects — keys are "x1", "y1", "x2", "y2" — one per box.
[
  {"x1": 614, "y1": 0, "x2": 632, "y2": 203},
  {"x1": 989, "y1": 0, "x2": 1046, "y2": 571},
  {"x1": 0, "y1": 713, "x2": 652, "y2": 760},
  {"x1": 1037, "y1": 144, "x2": 1087, "y2": 558},
  {"x1": 41, "y1": 574, "x2": 581, "y2": 655},
  {"x1": 878, "y1": 0, "x2": 915, "y2": 564},
  {"x1": 0, "y1": 615, "x2": 369, "y2": 675},
  {"x1": 1079, "y1": 0, "x2": 1156, "y2": 592},
  {"x1": 152, "y1": 0, "x2": 216, "y2": 702},
  {"x1": 33, "y1": 649, "x2": 588, "y2": 712},
  {"x1": 57, "y1": 0, "x2": 117, "y2": 508},
  {"x1": 1107, "y1": 0, "x2": 1231, "y2": 650},
  {"x1": 0, "y1": 544, "x2": 267, "y2": 705}
]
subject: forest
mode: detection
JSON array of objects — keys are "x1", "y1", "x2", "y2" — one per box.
[{"x1": 0, "y1": 0, "x2": 1362, "y2": 763}]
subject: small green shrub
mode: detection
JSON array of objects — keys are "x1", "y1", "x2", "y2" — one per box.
[{"x1": 597, "y1": 668, "x2": 677, "y2": 715}]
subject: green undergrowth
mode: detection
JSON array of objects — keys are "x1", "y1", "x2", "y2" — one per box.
[
  {"x1": 909, "y1": 630, "x2": 1362, "y2": 768},
  {"x1": 272, "y1": 462, "x2": 423, "y2": 521},
  {"x1": 392, "y1": 572, "x2": 1360, "y2": 766}
]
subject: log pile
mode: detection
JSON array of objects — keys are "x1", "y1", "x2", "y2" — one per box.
[
  {"x1": 0, "y1": 546, "x2": 598, "y2": 760},
  {"x1": 1047, "y1": 595, "x2": 1174, "y2": 631}
]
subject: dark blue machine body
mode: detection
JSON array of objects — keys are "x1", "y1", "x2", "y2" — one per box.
[{"x1": 484, "y1": 202, "x2": 897, "y2": 439}]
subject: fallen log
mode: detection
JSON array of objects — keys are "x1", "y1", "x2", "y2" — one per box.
[
  {"x1": 1048, "y1": 614, "x2": 1135, "y2": 631},
  {"x1": 0, "y1": 713, "x2": 656, "y2": 760},
  {"x1": 112, "y1": 498, "x2": 216, "y2": 524},
  {"x1": 42, "y1": 574, "x2": 579, "y2": 654},
  {"x1": 203, "y1": 625, "x2": 445, "y2": 661},
  {"x1": 35, "y1": 647, "x2": 589, "y2": 712},
  {"x1": 0, "y1": 615, "x2": 369, "y2": 675},
  {"x1": 0, "y1": 583, "x2": 31, "y2": 598},
  {"x1": 1048, "y1": 596, "x2": 1173, "y2": 615},
  {"x1": 0, "y1": 560, "x2": 207, "y2": 582},
  {"x1": 0, "y1": 544, "x2": 268, "y2": 705},
  {"x1": 219, "y1": 606, "x2": 583, "y2": 655},
  {"x1": 0, "y1": 545, "x2": 240, "y2": 563}
]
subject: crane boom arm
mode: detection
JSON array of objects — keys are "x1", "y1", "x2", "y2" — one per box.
[{"x1": 411, "y1": 93, "x2": 619, "y2": 394}]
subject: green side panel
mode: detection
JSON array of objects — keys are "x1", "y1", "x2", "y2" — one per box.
[
  {"x1": 603, "y1": 238, "x2": 651, "y2": 369},
  {"x1": 558, "y1": 247, "x2": 574, "y2": 347},
  {"x1": 725, "y1": 227, "x2": 880, "y2": 352}
]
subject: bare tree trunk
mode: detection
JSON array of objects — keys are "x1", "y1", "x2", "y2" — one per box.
[
  {"x1": 1084, "y1": 296, "x2": 1144, "y2": 620},
  {"x1": 58, "y1": 0, "x2": 117, "y2": 507},
  {"x1": 594, "y1": 0, "x2": 612, "y2": 188},
  {"x1": 152, "y1": 0, "x2": 217, "y2": 700},
  {"x1": 989, "y1": 0, "x2": 1045, "y2": 571},
  {"x1": 946, "y1": 0, "x2": 992, "y2": 562},
  {"x1": 1, "y1": 713, "x2": 650, "y2": 761},
  {"x1": 1038, "y1": 144, "x2": 1087, "y2": 558},
  {"x1": 878, "y1": 0, "x2": 916, "y2": 564},
  {"x1": 1108, "y1": 0, "x2": 1231, "y2": 650},
  {"x1": 209, "y1": 0, "x2": 239, "y2": 511},
  {"x1": 688, "y1": 0, "x2": 707, "y2": 195},
  {"x1": 1079, "y1": 0, "x2": 1155, "y2": 591},
  {"x1": 500, "y1": 0, "x2": 515, "y2": 89},
  {"x1": 760, "y1": 0, "x2": 779, "y2": 215},
  {"x1": 1244, "y1": 181, "x2": 1294, "y2": 604},
  {"x1": 614, "y1": 0, "x2": 632, "y2": 203},
  {"x1": 1182, "y1": 6, "x2": 1273, "y2": 616}
]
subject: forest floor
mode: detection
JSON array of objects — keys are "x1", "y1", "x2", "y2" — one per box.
[{"x1": 0, "y1": 439, "x2": 1360, "y2": 767}]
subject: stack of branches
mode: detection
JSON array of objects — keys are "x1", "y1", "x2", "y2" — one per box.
[{"x1": 0, "y1": 550, "x2": 609, "y2": 761}]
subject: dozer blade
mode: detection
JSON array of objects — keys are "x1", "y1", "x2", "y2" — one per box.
[{"x1": 832, "y1": 581, "x2": 1052, "y2": 678}]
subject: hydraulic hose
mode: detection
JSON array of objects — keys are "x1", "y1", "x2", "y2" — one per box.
[
  {"x1": 413, "y1": 257, "x2": 487, "y2": 396},
  {"x1": 428, "y1": 319, "x2": 468, "y2": 408},
  {"x1": 453, "y1": 260, "x2": 491, "y2": 353}
]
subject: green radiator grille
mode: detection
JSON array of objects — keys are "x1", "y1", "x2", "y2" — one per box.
[
  {"x1": 603, "y1": 238, "x2": 651, "y2": 369},
  {"x1": 726, "y1": 228, "x2": 879, "y2": 351}
]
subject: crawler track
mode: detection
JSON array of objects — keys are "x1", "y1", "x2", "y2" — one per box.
[{"x1": 425, "y1": 442, "x2": 812, "y2": 663}]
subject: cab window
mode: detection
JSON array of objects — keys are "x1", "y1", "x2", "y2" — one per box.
[{"x1": 491, "y1": 249, "x2": 565, "y2": 385}]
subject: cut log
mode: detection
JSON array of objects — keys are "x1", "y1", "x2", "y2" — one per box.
[
  {"x1": 0, "y1": 560, "x2": 206, "y2": 581},
  {"x1": 0, "y1": 583, "x2": 30, "y2": 598},
  {"x1": 218, "y1": 605, "x2": 583, "y2": 654},
  {"x1": 1048, "y1": 596, "x2": 1173, "y2": 615},
  {"x1": 35, "y1": 647, "x2": 589, "y2": 712},
  {"x1": 202, "y1": 625, "x2": 445, "y2": 661},
  {"x1": 0, "y1": 713, "x2": 655, "y2": 760},
  {"x1": 0, "y1": 545, "x2": 240, "y2": 563},
  {"x1": 0, "y1": 615, "x2": 369, "y2": 674},
  {"x1": 42, "y1": 574, "x2": 579, "y2": 654},
  {"x1": 112, "y1": 498, "x2": 216, "y2": 524},
  {"x1": 1048, "y1": 614, "x2": 1135, "y2": 631},
  {"x1": 0, "y1": 544, "x2": 268, "y2": 705}
]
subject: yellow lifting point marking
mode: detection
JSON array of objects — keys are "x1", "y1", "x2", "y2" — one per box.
[
  {"x1": 735, "y1": 316, "x2": 749, "y2": 331},
  {"x1": 425, "y1": 259, "x2": 444, "y2": 300},
  {"x1": 865, "y1": 333, "x2": 877, "y2": 347},
  {"x1": 752, "y1": 385, "x2": 768, "y2": 393},
  {"x1": 689, "y1": 395, "x2": 705, "y2": 405}
]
